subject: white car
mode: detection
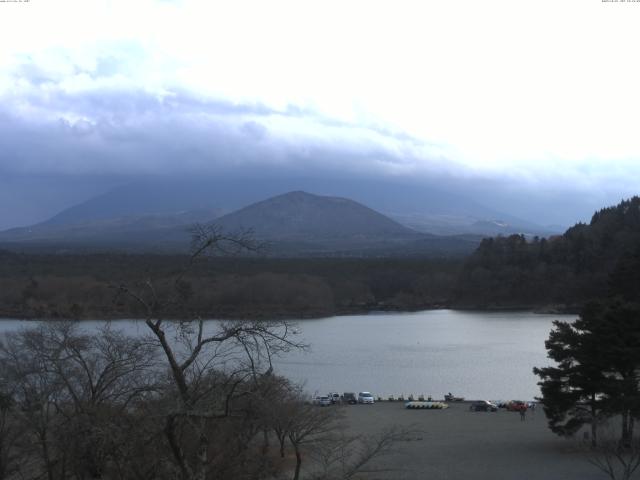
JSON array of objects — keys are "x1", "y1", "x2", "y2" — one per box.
[
  {"x1": 358, "y1": 392, "x2": 375, "y2": 404},
  {"x1": 314, "y1": 395, "x2": 331, "y2": 406},
  {"x1": 328, "y1": 392, "x2": 341, "y2": 404}
]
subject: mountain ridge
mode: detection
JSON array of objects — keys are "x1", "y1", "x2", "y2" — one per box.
[
  {"x1": 212, "y1": 190, "x2": 418, "y2": 240},
  {"x1": 0, "y1": 190, "x2": 481, "y2": 256},
  {"x1": 28, "y1": 177, "x2": 556, "y2": 237}
]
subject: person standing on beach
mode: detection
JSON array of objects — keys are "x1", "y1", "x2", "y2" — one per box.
[{"x1": 519, "y1": 404, "x2": 527, "y2": 421}]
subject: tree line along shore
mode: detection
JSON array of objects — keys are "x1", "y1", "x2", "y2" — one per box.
[{"x1": 0, "y1": 251, "x2": 585, "y2": 321}]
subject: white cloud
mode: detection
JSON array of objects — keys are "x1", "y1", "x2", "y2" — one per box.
[{"x1": 0, "y1": 0, "x2": 640, "y2": 184}]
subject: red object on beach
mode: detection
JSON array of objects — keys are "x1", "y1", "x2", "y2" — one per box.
[{"x1": 506, "y1": 400, "x2": 527, "y2": 412}]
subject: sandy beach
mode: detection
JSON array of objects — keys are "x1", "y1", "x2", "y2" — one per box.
[{"x1": 336, "y1": 401, "x2": 604, "y2": 480}]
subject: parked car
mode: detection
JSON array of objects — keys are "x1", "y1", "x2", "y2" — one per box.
[
  {"x1": 342, "y1": 392, "x2": 357, "y2": 404},
  {"x1": 506, "y1": 400, "x2": 527, "y2": 412},
  {"x1": 358, "y1": 392, "x2": 375, "y2": 404},
  {"x1": 313, "y1": 395, "x2": 331, "y2": 406},
  {"x1": 469, "y1": 400, "x2": 498, "y2": 412},
  {"x1": 328, "y1": 392, "x2": 341, "y2": 404}
]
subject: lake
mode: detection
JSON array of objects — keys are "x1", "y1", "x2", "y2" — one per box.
[{"x1": 0, "y1": 310, "x2": 574, "y2": 401}]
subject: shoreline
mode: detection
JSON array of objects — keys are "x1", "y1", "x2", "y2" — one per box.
[{"x1": 0, "y1": 303, "x2": 579, "y2": 322}]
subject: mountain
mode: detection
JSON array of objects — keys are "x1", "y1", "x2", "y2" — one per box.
[
  {"x1": 208, "y1": 191, "x2": 471, "y2": 256},
  {"x1": 0, "y1": 208, "x2": 222, "y2": 250},
  {"x1": 213, "y1": 191, "x2": 415, "y2": 240},
  {"x1": 0, "y1": 190, "x2": 482, "y2": 256},
  {"x1": 34, "y1": 177, "x2": 554, "y2": 236},
  {"x1": 388, "y1": 213, "x2": 555, "y2": 237},
  {"x1": 40, "y1": 178, "x2": 282, "y2": 226}
]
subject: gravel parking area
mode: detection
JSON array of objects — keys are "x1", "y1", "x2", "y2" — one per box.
[{"x1": 339, "y1": 401, "x2": 604, "y2": 480}]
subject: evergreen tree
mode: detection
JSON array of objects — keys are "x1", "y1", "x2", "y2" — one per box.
[
  {"x1": 535, "y1": 300, "x2": 640, "y2": 447},
  {"x1": 589, "y1": 301, "x2": 640, "y2": 446},
  {"x1": 534, "y1": 310, "x2": 608, "y2": 447},
  {"x1": 457, "y1": 196, "x2": 640, "y2": 308},
  {"x1": 608, "y1": 247, "x2": 640, "y2": 302}
]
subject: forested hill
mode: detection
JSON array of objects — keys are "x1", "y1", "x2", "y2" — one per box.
[{"x1": 455, "y1": 196, "x2": 640, "y2": 309}]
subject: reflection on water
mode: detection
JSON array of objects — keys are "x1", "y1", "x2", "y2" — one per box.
[{"x1": 0, "y1": 310, "x2": 574, "y2": 400}]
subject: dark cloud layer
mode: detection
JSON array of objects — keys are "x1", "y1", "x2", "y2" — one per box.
[
  {"x1": 0, "y1": 66, "x2": 636, "y2": 231},
  {"x1": 0, "y1": 85, "x2": 425, "y2": 177}
]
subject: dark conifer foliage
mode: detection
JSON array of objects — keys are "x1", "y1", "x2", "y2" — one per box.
[
  {"x1": 533, "y1": 308, "x2": 609, "y2": 447},
  {"x1": 456, "y1": 197, "x2": 640, "y2": 309},
  {"x1": 535, "y1": 300, "x2": 640, "y2": 447}
]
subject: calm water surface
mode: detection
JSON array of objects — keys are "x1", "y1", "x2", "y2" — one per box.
[{"x1": 0, "y1": 310, "x2": 575, "y2": 401}]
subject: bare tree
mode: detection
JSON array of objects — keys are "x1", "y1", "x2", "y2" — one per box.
[
  {"x1": 0, "y1": 322, "x2": 159, "y2": 480},
  {"x1": 114, "y1": 224, "x2": 305, "y2": 480},
  {"x1": 285, "y1": 401, "x2": 343, "y2": 480},
  {"x1": 265, "y1": 381, "x2": 300, "y2": 459},
  {"x1": 1, "y1": 326, "x2": 68, "y2": 480},
  {"x1": 0, "y1": 389, "x2": 23, "y2": 480},
  {"x1": 309, "y1": 426, "x2": 420, "y2": 480},
  {"x1": 586, "y1": 423, "x2": 640, "y2": 480}
]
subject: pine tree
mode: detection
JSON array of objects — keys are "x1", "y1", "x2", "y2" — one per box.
[
  {"x1": 534, "y1": 310, "x2": 608, "y2": 447},
  {"x1": 589, "y1": 301, "x2": 640, "y2": 446},
  {"x1": 535, "y1": 300, "x2": 640, "y2": 447}
]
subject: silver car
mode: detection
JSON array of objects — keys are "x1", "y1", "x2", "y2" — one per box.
[
  {"x1": 358, "y1": 392, "x2": 375, "y2": 404},
  {"x1": 314, "y1": 395, "x2": 331, "y2": 406}
]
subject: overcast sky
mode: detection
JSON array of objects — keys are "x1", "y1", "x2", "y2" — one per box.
[{"x1": 1, "y1": 0, "x2": 639, "y2": 229}]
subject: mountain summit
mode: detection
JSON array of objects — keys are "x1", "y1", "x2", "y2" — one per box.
[
  {"x1": 0, "y1": 189, "x2": 482, "y2": 256},
  {"x1": 214, "y1": 191, "x2": 415, "y2": 240}
]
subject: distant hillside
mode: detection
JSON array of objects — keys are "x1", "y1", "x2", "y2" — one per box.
[
  {"x1": 0, "y1": 190, "x2": 482, "y2": 257},
  {"x1": 209, "y1": 191, "x2": 485, "y2": 256},
  {"x1": 455, "y1": 196, "x2": 640, "y2": 309},
  {"x1": 32, "y1": 177, "x2": 552, "y2": 236},
  {"x1": 0, "y1": 208, "x2": 222, "y2": 249},
  {"x1": 206, "y1": 191, "x2": 480, "y2": 256},
  {"x1": 214, "y1": 191, "x2": 415, "y2": 240},
  {"x1": 387, "y1": 213, "x2": 557, "y2": 237},
  {"x1": 40, "y1": 178, "x2": 285, "y2": 226}
]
